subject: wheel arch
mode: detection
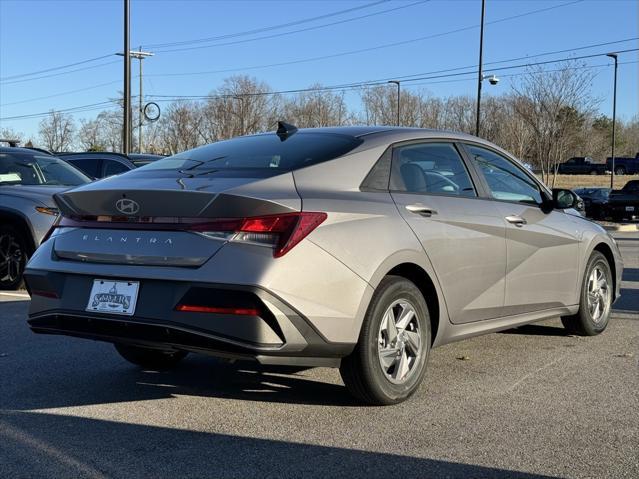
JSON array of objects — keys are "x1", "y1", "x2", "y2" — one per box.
[
  {"x1": 592, "y1": 242, "x2": 617, "y2": 299},
  {"x1": 0, "y1": 208, "x2": 37, "y2": 255}
]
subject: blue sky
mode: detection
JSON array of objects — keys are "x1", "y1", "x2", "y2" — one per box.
[{"x1": 0, "y1": 0, "x2": 637, "y2": 140}]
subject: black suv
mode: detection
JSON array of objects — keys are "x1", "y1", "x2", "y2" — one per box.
[{"x1": 57, "y1": 152, "x2": 164, "y2": 179}]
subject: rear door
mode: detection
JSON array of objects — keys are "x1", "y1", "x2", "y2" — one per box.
[
  {"x1": 463, "y1": 144, "x2": 581, "y2": 314},
  {"x1": 389, "y1": 141, "x2": 507, "y2": 324}
]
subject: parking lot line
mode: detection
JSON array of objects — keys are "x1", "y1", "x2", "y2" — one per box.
[{"x1": 0, "y1": 292, "x2": 31, "y2": 299}]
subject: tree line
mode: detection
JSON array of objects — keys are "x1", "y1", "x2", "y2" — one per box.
[{"x1": 2, "y1": 61, "x2": 637, "y2": 184}]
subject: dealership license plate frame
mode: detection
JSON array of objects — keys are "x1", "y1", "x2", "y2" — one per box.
[{"x1": 86, "y1": 279, "x2": 139, "y2": 316}]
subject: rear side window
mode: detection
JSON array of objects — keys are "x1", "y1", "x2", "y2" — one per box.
[
  {"x1": 69, "y1": 158, "x2": 100, "y2": 178},
  {"x1": 103, "y1": 160, "x2": 130, "y2": 177},
  {"x1": 390, "y1": 143, "x2": 476, "y2": 197},
  {"x1": 137, "y1": 133, "x2": 363, "y2": 174}
]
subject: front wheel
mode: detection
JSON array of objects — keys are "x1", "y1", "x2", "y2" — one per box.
[
  {"x1": 0, "y1": 225, "x2": 27, "y2": 290},
  {"x1": 340, "y1": 276, "x2": 430, "y2": 405},
  {"x1": 115, "y1": 343, "x2": 188, "y2": 370},
  {"x1": 561, "y1": 251, "x2": 613, "y2": 336}
]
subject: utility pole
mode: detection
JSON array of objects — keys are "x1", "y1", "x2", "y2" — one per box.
[
  {"x1": 475, "y1": 0, "x2": 486, "y2": 137},
  {"x1": 123, "y1": 0, "x2": 131, "y2": 154},
  {"x1": 607, "y1": 52, "x2": 618, "y2": 189},
  {"x1": 132, "y1": 48, "x2": 154, "y2": 152},
  {"x1": 388, "y1": 80, "x2": 400, "y2": 126}
]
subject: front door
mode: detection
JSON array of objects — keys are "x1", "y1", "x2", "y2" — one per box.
[
  {"x1": 389, "y1": 141, "x2": 507, "y2": 324},
  {"x1": 464, "y1": 144, "x2": 581, "y2": 314}
]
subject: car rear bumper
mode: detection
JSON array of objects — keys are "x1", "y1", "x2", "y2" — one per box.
[{"x1": 25, "y1": 269, "x2": 354, "y2": 367}]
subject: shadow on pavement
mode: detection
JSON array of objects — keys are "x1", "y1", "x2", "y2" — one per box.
[
  {"x1": 498, "y1": 324, "x2": 569, "y2": 337},
  {"x1": 613, "y1": 288, "x2": 639, "y2": 316},
  {"x1": 1, "y1": 352, "x2": 357, "y2": 410},
  {"x1": 622, "y1": 267, "x2": 638, "y2": 282},
  {"x1": 0, "y1": 411, "x2": 557, "y2": 479}
]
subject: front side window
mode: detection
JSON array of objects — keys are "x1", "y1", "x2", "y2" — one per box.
[
  {"x1": 466, "y1": 145, "x2": 543, "y2": 205},
  {"x1": 0, "y1": 152, "x2": 90, "y2": 186},
  {"x1": 390, "y1": 143, "x2": 476, "y2": 197}
]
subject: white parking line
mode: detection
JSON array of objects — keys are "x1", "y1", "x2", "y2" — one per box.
[{"x1": 0, "y1": 292, "x2": 31, "y2": 299}]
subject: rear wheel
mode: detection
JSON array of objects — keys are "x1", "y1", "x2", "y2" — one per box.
[
  {"x1": 590, "y1": 170, "x2": 598, "y2": 175},
  {"x1": 340, "y1": 276, "x2": 430, "y2": 405},
  {"x1": 561, "y1": 251, "x2": 613, "y2": 336},
  {"x1": 0, "y1": 225, "x2": 26, "y2": 290},
  {"x1": 114, "y1": 343, "x2": 188, "y2": 370},
  {"x1": 615, "y1": 167, "x2": 625, "y2": 175}
]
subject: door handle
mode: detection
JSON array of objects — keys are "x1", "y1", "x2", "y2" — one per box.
[
  {"x1": 406, "y1": 204, "x2": 437, "y2": 217},
  {"x1": 505, "y1": 215, "x2": 527, "y2": 227}
]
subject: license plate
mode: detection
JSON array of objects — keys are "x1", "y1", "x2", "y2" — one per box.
[
  {"x1": 86, "y1": 279, "x2": 139, "y2": 316},
  {"x1": 625, "y1": 206, "x2": 635, "y2": 212}
]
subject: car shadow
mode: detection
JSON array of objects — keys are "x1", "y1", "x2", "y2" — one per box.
[
  {"x1": 1, "y1": 351, "x2": 359, "y2": 411},
  {"x1": 498, "y1": 324, "x2": 570, "y2": 337},
  {"x1": 0, "y1": 411, "x2": 558, "y2": 479},
  {"x1": 613, "y1": 288, "x2": 639, "y2": 316}
]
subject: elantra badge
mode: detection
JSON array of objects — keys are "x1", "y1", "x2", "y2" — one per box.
[{"x1": 115, "y1": 198, "x2": 140, "y2": 215}]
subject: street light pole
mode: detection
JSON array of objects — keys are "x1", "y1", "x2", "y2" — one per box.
[
  {"x1": 607, "y1": 52, "x2": 618, "y2": 189},
  {"x1": 388, "y1": 80, "x2": 400, "y2": 126},
  {"x1": 475, "y1": 0, "x2": 486, "y2": 137},
  {"x1": 123, "y1": 0, "x2": 131, "y2": 154}
]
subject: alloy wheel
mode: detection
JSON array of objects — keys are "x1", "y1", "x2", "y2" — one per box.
[
  {"x1": 587, "y1": 265, "x2": 610, "y2": 323},
  {"x1": 377, "y1": 299, "x2": 422, "y2": 384},
  {"x1": 0, "y1": 233, "x2": 23, "y2": 284}
]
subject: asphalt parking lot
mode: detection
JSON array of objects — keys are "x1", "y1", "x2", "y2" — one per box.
[{"x1": 1, "y1": 232, "x2": 637, "y2": 479}]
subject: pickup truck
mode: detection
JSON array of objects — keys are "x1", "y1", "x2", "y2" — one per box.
[
  {"x1": 557, "y1": 157, "x2": 607, "y2": 175},
  {"x1": 607, "y1": 180, "x2": 639, "y2": 221},
  {"x1": 606, "y1": 153, "x2": 639, "y2": 175}
]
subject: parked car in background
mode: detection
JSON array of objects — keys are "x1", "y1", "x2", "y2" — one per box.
[
  {"x1": 607, "y1": 180, "x2": 639, "y2": 221},
  {"x1": 557, "y1": 157, "x2": 607, "y2": 175},
  {"x1": 24, "y1": 126, "x2": 622, "y2": 405},
  {"x1": 0, "y1": 146, "x2": 91, "y2": 288},
  {"x1": 57, "y1": 152, "x2": 164, "y2": 179},
  {"x1": 606, "y1": 153, "x2": 639, "y2": 175},
  {"x1": 574, "y1": 187, "x2": 611, "y2": 220}
]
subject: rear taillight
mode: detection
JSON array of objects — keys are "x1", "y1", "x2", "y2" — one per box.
[
  {"x1": 194, "y1": 212, "x2": 327, "y2": 257},
  {"x1": 175, "y1": 305, "x2": 259, "y2": 316},
  {"x1": 40, "y1": 214, "x2": 63, "y2": 244},
  {"x1": 52, "y1": 212, "x2": 327, "y2": 257}
]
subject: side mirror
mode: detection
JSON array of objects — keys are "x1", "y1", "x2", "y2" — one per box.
[{"x1": 552, "y1": 189, "x2": 580, "y2": 210}]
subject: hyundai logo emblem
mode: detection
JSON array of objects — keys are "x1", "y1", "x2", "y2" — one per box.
[{"x1": 115, "y1": 198, "x2": 140, "y2": 215}]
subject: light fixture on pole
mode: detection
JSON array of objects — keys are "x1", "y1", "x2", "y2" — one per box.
[
  {"x1": 117, "y1": 48, "x2": 154, "y2": 153},
  {"x1": 606, "y1": 52, "x2": 618, "y2": 189},
  {"x1": 388, "y1": 80, "x2": 400, "y2": 126}
]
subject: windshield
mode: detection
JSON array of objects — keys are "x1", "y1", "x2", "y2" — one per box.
[
  {"x1": 136, "y1": 133, "x2": 363, "y2": 175},
  {"x1": 0, "y1": 151, "x2": 91, "y2": 186}
]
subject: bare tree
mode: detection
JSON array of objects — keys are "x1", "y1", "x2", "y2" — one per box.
[
  {"x1": 0, "y1": 127, "x2": 24, "y2": 144},
  {"x1": 38, "y1": 111, "x2": 76, "y2": 152},
  {"x1": 283, "y1": 86, "x2": 351, "y2": 127},
  {"x1": 512, "y1": 61, "x2": 598, "y2": 184}
]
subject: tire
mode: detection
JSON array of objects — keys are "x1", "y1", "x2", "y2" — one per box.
[
  {"x1": 114, "y1": 343, "x2": 188, "y2": 370},
  {"x1": 561, "y1": 251, "x2": 613, "y2": 336},
  {"x1": 0, "y1": 225, "x2": 27, "y2": 290},
  {"x1": 615, "y1": 167, "x2": 625, "y2": 176},
  {"x1": 340, "y1": 276, "x2": 431, "y2": 405}
]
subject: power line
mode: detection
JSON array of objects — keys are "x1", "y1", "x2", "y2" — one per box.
[
  {"x1": 0, "y1": 60, "x2": 120, "y2": 86},
  {"x1": 147, "y1": 0, "x2": 587, "y2": 77},
  {"x1": 0, "y1": 79, "x2": 125, "y2": 107},
  {"x1": 145, "y1": 48, "x2": 639, "y2": 100},
  {"x1": 0, "y1": 54, "x2": 115, "y2": 82},
  {"x1": 145, "y1": 0, "x2": 390, "y2": 49},
  {"x1": 151, "y1": 1, "x2": 430, "y2": 54}
]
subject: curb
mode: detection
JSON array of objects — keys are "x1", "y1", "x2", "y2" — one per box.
[{"x1": 601, "y1": 224, "x2": 639, "y2": 232}]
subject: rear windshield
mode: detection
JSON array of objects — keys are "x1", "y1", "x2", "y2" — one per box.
[
  {"x1": 0, "y1": 151, "x2": 91, "y2": 186},
  {"x1": 137, "y1": 133, "x2": 363, "y2": 174}
]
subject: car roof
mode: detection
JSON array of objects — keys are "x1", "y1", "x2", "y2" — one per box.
[{"x1": 0, "y1": 146, "x2": 52, "y2": 155}]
